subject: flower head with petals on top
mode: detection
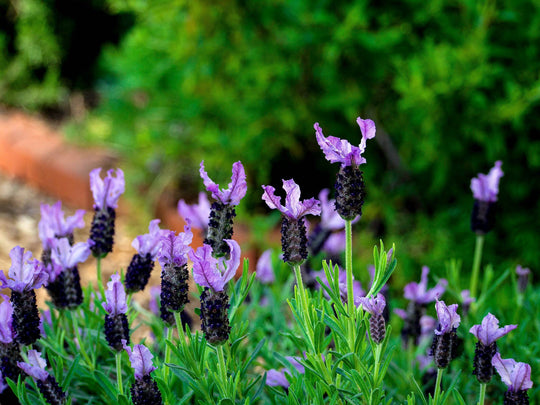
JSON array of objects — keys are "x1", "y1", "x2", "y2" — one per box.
[
  {"x1": 157, "y1": 223, "x2": 193, "y2": 268},
  {"x1": 48, "y1": 238, "x2": 91, "y2": 282},
  {"x1": 315, "y1": 117, "x2": 376, "y2": 168},
  {"x1": 492, "y1": 353, "x2": 533, "y2": 392},
  {"x1": 0, "y1": 294, "x2": 14, "y2": 344},
  {"x1": 132, "y1": 219, "x2": 168, "y2": 259},
  {"x1": 102, "y1": 273, "x2": 128, "y2": 315},
  {"x1": 434, "y1": 300, "x2": 461, "y2": 335},
  {"x1": 39, "y1": 201, "x2": 85, "y2": 249},
  {"x1": 404, "y1": 266, "x2": 447, "y2": 305},
  {"x1": 469, "y1": 313, "x2": 517, "y2": 346},
  {"x1": 189, "y1": 240, "x2": 241, "y2": 292},
  {"x1": 122, "y1": 340, "x2": 157, "y2": 380},
  {"x1": 90, "y1": 168, "x2": 125, "y2": 210},
  {"x1": 17, "y1": 350, "x2": 49, "y2": 381},
  {"x1": 471, "y1": 161, "x2": 503, "y2": 202},
  {"x1": 178, "y1": 192, "x2": 211, "y2": 230},
  {"x1": 0, "y1": 246, "x2": 48, "y2": 293},
  {"x1": 358, "y1": 293, "x2": 386, "y2": 316},
  {"x1": 200, "y1": 161, "x2": 247, "y2": 206},
  {"x1": 262, "y1": 179, "x2": 321, "y2": 220}
]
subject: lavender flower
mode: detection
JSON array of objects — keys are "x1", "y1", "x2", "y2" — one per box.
[
  {"x1": 0, "y1": 246, "x2": 47, "y2": 345},
  {"x1": 431, "y1": 301, "x2": 460, "y2": 369},
  {"x1": 122, "y1": 340, "x2": 162, "y2": 405},
  {"x1": 315, "y1": 118, "x2": 376, "y2": 220},
  {"x1": 460, "y1": 290, "x2": 475, "y2": 316},
  {"x1": 200, "y1": 160, "x2": 247, "y2": 257},
  {"x1": 38, "y1": 201, "x2": 85, "y2": 263},
  {"x1": 89, "y1": 168, "x2": 125, "y2": 258},
  {"x1": 125, "y1": 219, "x2": 167, "y2": 293},
  {"x1": 492, "y1": 353, "x2": 532, "y2": 404},
  {"x1": 470, "y1": 313, "x2": 517, "y2": 383},
  {"x1": 516, "y1": 265, "x2": 531, "y2": 293},
  {"x1": 102, "y1": 273, "x2": 129, "y2": 351},
  {"x1": 470, "y1": 161, "x2": 503, "y2": 234},
  {"x1": 399, "y1": 266, "x2": 447, "y2": 346},
  {"x1": 18, "y1": 350, "x2": 65, "y2": 405},
  {"x1": 262, "y1": 179, "x2": 321, "y2": 265},
  {"x1": 256, "y1": 249, "x2": 275, "y2": 284},
  {"x1": 189, "y1": 240, "x2": 241, "y2": 344},
  {"x1": 178, "y1": 191, "x2": 211, "y2": 232},
  {"x1": 158, "y1": 224, "x2": 193, "y2": 324},
  {"x1": 46, "y1": 238, "x2": 90, "y2": 309},
  {"x1": 265, "y1": 356, "x2": 305, "y2": 389},
  {"x1": 0, "y1": 295, "x2": 22, "y2": 386},
  {"x1": 358, "y1": 294, "x2": 387, "y2": 344}
]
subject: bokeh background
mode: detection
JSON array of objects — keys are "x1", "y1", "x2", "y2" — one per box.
[{"x1": 1, "y1": 0, "x2": 538, "y2": 280}]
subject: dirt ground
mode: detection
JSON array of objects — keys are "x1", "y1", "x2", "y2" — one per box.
[{"x1": 0, "y1": 172, "x2": 199, "y2": 337}]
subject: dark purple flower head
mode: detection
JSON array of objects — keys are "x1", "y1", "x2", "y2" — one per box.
[
  {"x1": 122, "y1": 340, "x2": 157, "y2": 380},
  {"x1": 434, "y1": 300, "x2": 461, "y2": 335},
  {"x1": 358, "y1": 293, "x2": 386, "y2": 316},
  {"x1": 404, "y1": 266, "x2": 447, "y2": 304},
  {"x1": 102, "y1": 273, "x2": 128, "y2": 315},
  {"x1": 48, "y1": 238, "x2": 91, "y2": 282},
  {"x1": 189, "y1": 240, "x2": 241, "y2": 292},
  {"x1": 470, "y1": 161, "x2": 503, "y2": 202},
  {"x1": 319, "y1": 189, "x2": 355, "y2": 230},
  {"x1": 157, "y1": 223, "x2": 193, "y2": 268},
  {"x1": 469, "y1": 313, "x2": 517, "y2": 346},
  {"x1": 17, "y1": 350, "x2": 49, "y2": 381},
  {"x1": 492, "y1": 353, "x2": 533, "y2": 392},
  {"x1": 132, "y1": 219, "x2": 168, "y2": 259},
  {"x1": 255, "y1": 249, "x2": 274, "y2": 284},
  {"x1": 314, "y1": 118, "x2": 376, "y2": 168},
  {"x1": 178, "y1": 191, "x2": 211, "y2": 230},
  {"x1": 0, "y1": 246, "x2": 48, "y2": 293},
  {"x1": 200, "y1": 161, "x2": 247, "y2": 206},
  {"x1": 90, "y1": 168, "x2": 125, "y2": 210},
  {"x1": 38, "y1": 201, "x2": 85, "y2": 250},
  {"x1": 262, "y1": 179, "x2": 321, "y2": 220},
  {"x1": 0, "y1": 294, "x2": 14, "y2": 344}
]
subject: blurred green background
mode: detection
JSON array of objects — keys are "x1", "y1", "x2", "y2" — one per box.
[{"x1": 1, "y1": 0, "x2": 538, "y2": 276}]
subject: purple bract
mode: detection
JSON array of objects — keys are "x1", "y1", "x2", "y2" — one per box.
[
  {"x1": 90, "y1": 168, "x2": 125, "y2": 210},
  {"x1": 314, "y1": 267, "x2": 364, "y2": 306},
  {"x1": 189, "y1": 240, "x2": 241, "y2": 292},
  {"x1": 38, "y1": 201, "x2": 85, "y2": 250},
  {"x1": 434, "y1": 300, "x2": 461, "y2": 335},
  {"x1": 122, "y1": 339, "x2": 157, "y2": 379},
  {"x1": 0, "y1": 294, "x2": 14, "y2": 344},
  {"x1": 132, "y1": 219, "x2": 168, "y2": 259},
  {"x1": 470, "y1": 161, "x2": 503, "y2": 202},
  {"x1": 255, "y1": 249, "x2": 274, "y2": 284},
  {"x1": 314, "y1": 117, "x2": 376, "y2": 167},
  {"x1": 404, "y1": 266, "x2": 447, "y2": 304},
  {"x1": 262, "y1": 179, "x2": 321, "y2": 220},
  {"x1": 492, "y1": 352, "x2": 533, "y2": 392},
  {"x1": 157, "y1": 223, "x2": 193, "y2": 268},
  {"x1": 469, "y1": 313, "x2": 517, "y2": 346},
  {"x1": 0, "y1": 246, "x2": 48, "y2": 293},
  {"x1": 102, "y1": 273, "x2": 128, "y2": 315},
  {"x1": 200, "y1": 161, "x2": 247, "y2": 206},
  {"x1": 357, "y1": 293, "x2": 386, "y2": 316},
  {"x1": 178, "y1": 191, "x2": 211, "y2": 230},
  {"x1": 17, "y1": 350, "x2": 49, "y2": 381}
]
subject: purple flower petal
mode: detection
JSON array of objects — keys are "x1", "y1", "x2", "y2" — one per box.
[
  {"x1": 90, "y1": 168, "x2": 125, "y2": 210},
  {"x1": 38, "y1": 201, "x2": 85, "y2": 250},
  {"x1": 262, "y1": 179, "x2": 321, "y2": 220},
  {"x1": 157, "y1": 223, "x2": 193, "y2": 268},
  {"x1": 470, "y1": 161, "x2": 503, "y2": 202},
  {"x1": 122, "y1": 340, "x2": 157, "y2": 379},
  {"x1": 189, "y1": 241, "x2": 241, "y2": 292},
  {"x1": 356, "y1": 117, "x2": 377, "y2": 140},
  {"x1": 404, "y1": 266, "x2": 446, "y2": 304},
  {"x1": 199, "y1": 161, "x2": 247, "y2": 206},
  {"x1": 469, "y1": 313, "x2": 517, "y2": 346},
  {"x1": 357, "y1": 293, "x2": 386, "y2": 316},
  {"x1": 434, "y1": 300, "x2": 460, "y2": 335},
  {"x1": 255, "y1": 249, "x2": 274, "y2": 284},
  {"x1": 50, "y1": 238, "x2": 91, "y2": 271},
  {"x1": 102, "y1": 273, "x2": 127, "y2": 315},
  {"x1": 266, "y1": 369, "x2": 290, "y2": 388},
  {"x1": 0, "y1": 246, "x2": 48, "y2": 292},
  {"x1": 132, "y1": 219, "x2": 168, "y2": 258},
  {"x1": 178, "y1": 192, "x2": 211, "y2": 230},
  {"x1": 17, "y1": 350, "x2": 49, "y2": 381},
  {"x1": 492, "y1": 352, "x2": 533, "y2": 392},
  {"x1": 0, "y1": 294, "x2": 14, "y2": 344}
]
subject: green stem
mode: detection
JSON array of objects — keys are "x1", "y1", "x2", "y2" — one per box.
[
  {"x1": 293, "y1": 264, "x2": 315, "y2": 351},
  {"x1": 217, "y1": 345, "x2": 227, "y2": 385},
  {"x1": 470, "y1": 234, "x2": 485, "y2": 300},
  {"x1": 174, "y1": 311, "x2": 186, "y2": 343},
  {"x1": 71, "y1": 313, "x2": 94, "y2": 371},
  {"x1": 163, "y1": 326, "x2": 174, "y2": 382},
  {"x1": 345, "y1": 220, "x2": 354, "y2": 318},
  {"x1": 96, "y1": 257, "x2": 105, "y2": 298},
  {"x1": 116, "y1": 351, "x2": 123, "y2": 395},
  {"x1": 478, "y1": 383, "x2": 487, "y2": 405},
  {"x1": 433, "y1": 368, "x2": 444, "y2": 404},
  {"x1": 373, "y1": 344, "x2": 382, "y2": 385}
]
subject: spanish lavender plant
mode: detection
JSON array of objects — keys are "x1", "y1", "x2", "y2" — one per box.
[
  {"x1": 158, "y1": 223, "x2": 193, "y2": 325},
  {"x1": 17, "y1": 350, "x2": 66, "y2": 405},
  {"x1": 470, "y1": 313, "x2": 517, "y2": 384},
  {"x1": 103, "y1": 273, "x2": 129, "y2": 351},
  {"x1": 38, "y1": 201, "x2": 85, "y2": 265},
  {"x1": 262, "y1": 179, "x2": 321, "y2": 267},
  {"x1": 46, "y1": 238, "x2": 90, "y2": 309},
  {"x1": 122, "y1": 340, "x2": 163, "y2": 405},
  {"x1": 358, "y1": 294, "x2": 387, "y2": 344},
  {"x1": 125, "y1": 219, "x2": 167, "y2": 293},
  {"x1": 0, "y1": 295, "x2": 22, "y2": 386},
  {"x1": 178, "y1": 191, "x2": 211, "y2": 235},
  {"x1": 492, "y1": 353, "x2": 533, "y2": 405},
  {"x1": 200, "y1": 160, "x2": 247, "y2": 258},
  {"x1": 89, "y1": 168, "x2": 125, "y2": 259},
  {"x1": 0, "y1": 246, "x2": 48, "y2": 345},
  {"x1": 189, "y1": 239, "x2": 241, "y2": 345}
]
